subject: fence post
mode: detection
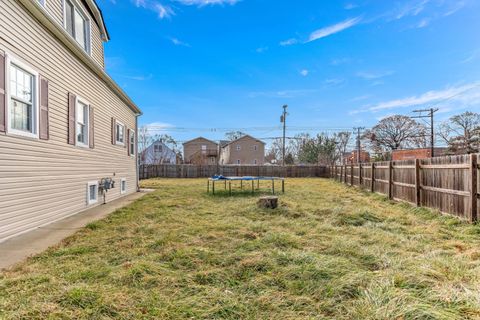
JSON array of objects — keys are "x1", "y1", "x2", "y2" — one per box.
[
  {"x1": 388, "y1": 161, "x2": 393, "y2": 200},
  {"x1": 359, "y1": 163, "x2": 363, "y2": 187},
  {"x1": 344, "y1": 165, "x2": 347, "y2": 184},
  {"x1": 350, "y1": 164, "x2": 354, "y2": 186},
  {"x1": 371, "y1": 163, "x2": 375, "y2": 193},
  {"x1": 470, "y1": 154, "x2": 478, "y2": 222},
  {"x1": 415, "y1": 159, "x2": 421, "y2": 207}
]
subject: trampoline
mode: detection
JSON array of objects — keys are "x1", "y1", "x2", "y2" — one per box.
[{"x1": 207, "y1": 175, "x2": 285, "y2": 195}]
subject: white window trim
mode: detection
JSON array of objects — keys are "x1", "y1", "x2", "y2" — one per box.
[
  {"x1": 38, "y1": 0, "x2": 47, "y2": 7},
  {"x1": 254, "y1": 145, "x2": 258, "y2": 151},
  {"x1": 236, "y1": 145, "x2": 241, "y2": 151},
  {"x1": 115, "y1": 120, "x2": 125, "y2": 146},
  {"x1": 236, "y1": 159, "x2": 241, "y2": 164},
  {"x1": 5, "y1": 54, "x2": 40, "y2": 140},
  {"x1": 129, "y1": 130, "x2": 135, "y2": 156},
  {"x1": 87, "y1": 181, "x2": 98, "y2": 205},
  {"x1": 120, "y1": 178, "x2": 127, "y2": 194},
  {"x1": 75, "y1": 95, "x2": 90, "y2": 148},
  {"x1": 62, "y1": 0, "x2": 92, "y2": 55}
]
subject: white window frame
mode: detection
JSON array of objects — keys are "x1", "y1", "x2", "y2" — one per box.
[
  {"x1": 115, "y1": 120, "x2": 125, "y2": 145},
  {"x1": 120, "y1": 178, "x2": 127, "y2": 194},
  {"x1": 87, "y1": 181, "x2": 98, "y2": 205},
  {"x1": 254, "y1": 159, "x2": 257, "y2": 165},
  {"x1": 38, "y1": 0, "x2": 47, "y2": 7},
  {"x1": 236, "y1": 159, "x2": 241, "y2": 164},
  {"x1": 6, "y1": 54, "x2": 40, "y2": 139},
  {"x1": 254, "y1": 145, "x2": 258, "y2": 151},
  {"x1": 75, "y1": 96, "x2": 90, "y2": 148},
  {"x1": 129, "y1": 130, "x2": 135, "y2": 156},
  {"x1": 236, "y1": 145, "x2": 241, "y2": 151},
  {"x1": 63, "y1": 0, "x2": 92, "y2": 55}
]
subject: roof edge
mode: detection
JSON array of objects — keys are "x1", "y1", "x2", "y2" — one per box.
[{"x1": 22, "y1": 0, "x2": 141, "y2": 115}]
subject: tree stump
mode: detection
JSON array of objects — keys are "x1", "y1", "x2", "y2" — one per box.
[{"x1": 258, "y1": 196, "x2": 279, "y2": 209}]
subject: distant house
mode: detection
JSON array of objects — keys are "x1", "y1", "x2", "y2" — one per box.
[
  {"x1": 141, "y1": 141, "x2": 177, "y2": 165},
  {"x1": 392, "y1": 148, "x2": 448, "y2": 161},
  {"x1": 343, "y1": 151, "x2": 370, "y2": 164},
  {"x1": 219, "y1": 135, "x2": 265, "y2": 165},
  {"x1": 183, "y1": 137, "x2": 219, "y2": 165}
]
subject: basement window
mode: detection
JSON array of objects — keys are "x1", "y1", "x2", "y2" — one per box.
[
  {"x1": 87, "y1": 181, "x2": 98, "y2": 205},
  {"x1": 120, "y1": 178, "x2": 127, "y2": 194}
]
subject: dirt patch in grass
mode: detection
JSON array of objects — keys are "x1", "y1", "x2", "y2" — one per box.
[{"x1": 2, "y1": 178, "x2": 480, "y2": 319}]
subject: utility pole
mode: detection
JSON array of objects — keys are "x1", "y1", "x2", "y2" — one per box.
[
  {"x1": 353, "y1": 127, "x2": 365, "y2": 163},
  {"x1": 280, "y1": 105, "x2": 288, "y2": 165},
  {"x1": 411, "y1": 108, "x2": 439, "y2": 157}
]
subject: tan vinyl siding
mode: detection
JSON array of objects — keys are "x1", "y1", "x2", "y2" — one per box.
[
  {"x1": 41, "y1": 0, "x2": 105, "y2": 68},
  {"x1": 90, "y1": 21, "x2": 105, "y2": 68},
  {"x1": 0, "y1": 0, "x2": 137, "y2": 241},
  {"x1": 44, "y1": 0, "x2": 64, "y2": 25}
]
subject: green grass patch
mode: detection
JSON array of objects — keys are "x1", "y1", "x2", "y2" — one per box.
[{"x1": 1, "y1": 178, "x2": 480, "y2": 319}]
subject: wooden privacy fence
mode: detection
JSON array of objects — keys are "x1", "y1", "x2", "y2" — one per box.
[
  {"x1": 329, "y1": 153, "x2": 479, "y2": 222},
  {"x1": 140, "y1": 164, "x2": 329, "y2": 179}
]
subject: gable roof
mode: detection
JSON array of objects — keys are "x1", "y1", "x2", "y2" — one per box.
[
  {"x1": 183, "y1": 137, "x2": 218, "y2": 146},
  {"x1": 221, "y1": 135, "x2": 266, "y2": 148},
  {"x1": 24, "y1": 0, "x2": 140, "y2": 115},
  {"x1": 85, "y1": 0, "x2": 110, "y2": 42}
]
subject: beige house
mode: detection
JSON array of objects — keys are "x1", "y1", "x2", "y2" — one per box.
[
  {"x1": 219, "y1": 135, "x2": 265, "y2": 165},
  {"x1": 183, "y1": 137, "x2": 219, "y2": 165},
  {"x1": 0, "y1": 0, "x2": 141, "y2": 242}
]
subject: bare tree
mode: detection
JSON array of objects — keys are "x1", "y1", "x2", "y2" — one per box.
[
  {"x1": 225, "y1": 131, "x2": 245, "y2": 141},
  {"x1": 439, "y1": 111, "x2": 480, "y2": 154},
  {"x1": 363, "y1": 115, "x2": 427, "y2": 152},
  {"x1": 333, "y1": 131, "x2": 351, "y2": 164}
]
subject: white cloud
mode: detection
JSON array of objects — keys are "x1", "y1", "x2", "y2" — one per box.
[
  {"x1": 356, "y1": 71, "x2": 394, "y2": 80},
  {"x1": 416, "y1": 18, "x2": 430, "y2": 28},
  {"x1": 344, "y1": 3, "x2": 358, "y2": 10},
  {"x1": 350, "y1": 94, "x2": 372, "y2": 102},
  {"x1": 133, "y1": 0, "x2": 175, "y2": 19},
  {"x1": 331, "y1": 57, "x2": 351, "y2": 66},
  {"x1": 142, "y1": 122, "x2": 174, "y2": 135},
  {"x1": 307, "y1": 17, "x2": 362, "y2": 42},
  {"x1": 279, "y1": 38, "x2": 298, "y2": 46},
  {"x1": 174, "y1": 0, "x2": 239, "y2": 6},
  {"x1": 170, "y1": 37, "x2": 191, "y2": 47},
  {"x1": 323, "y1": 78, "x2": 345, "y2": 86},
  {"x1": 366, "y1": 82, "x2": 480, "y2": 112},
  {"x1": 256, "y1": 46, "x2": 268, "y2": 53},
  {"x1": 117, "y1": 73, "x2": 154, "y2": 81},
  {"x1": 300, "y1": 69, "x2": 309, "y2": 77},
  {"x1": 248, "y1": 89, "x2": 318, "y2": 99},
  {"x1": 394, "y1": 0, "x2": 429, "y2": 20}
]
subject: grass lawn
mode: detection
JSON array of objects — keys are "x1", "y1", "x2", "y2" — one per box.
[{"x1": 2, "y1": 178, "x2": 480, "y2": 319}]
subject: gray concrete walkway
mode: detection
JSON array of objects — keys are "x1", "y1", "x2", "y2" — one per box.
[{"x1": 0, "y1": 189, "x2": 153, "y2": 270}]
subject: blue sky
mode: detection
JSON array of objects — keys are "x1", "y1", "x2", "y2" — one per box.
[{"x1": 99, "y1": 0, "x2": 480, "y2": 143}]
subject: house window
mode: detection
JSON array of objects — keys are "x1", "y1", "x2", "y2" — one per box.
[
  {"x1": 201, "y1": 145, "x2": 207, "y2": 154},
  {"x1": 76, "y1": 98, "x2": 89, "y2": 147},
  {"x1": 253, "y1": 159, "x2": 257, "y2": 165},
  {"x1": 237, "y1": 159, "x2": 241, "y2": 164},
  {"x1": 37, "y1": 0, "x2": 46, "y2": 6},
  {"x1": 115, "y1": 121, "x2": 125, "y2": 145},
  {"x1": 87, "y1": 181, "x2": 98, "y2": 205},
  {"x1": 64, "y1": 0, "x2": 90, "y2": 53},
  {"x1": 236, "y1": 145, "x2": 241, "y2": 151},
  {"x1": 129, "y1": 131, "x2": 135, "y2": 156},
  {"x1": 210, "y1": 157, "x2": 216, "y2": 164},
  {"x1": 154, "y1": 144, "x2": 163, "y2": 153},
  {"x1": 120, "y1": 178, "x2": 126, "y2": 194},
  {"x1": 7, "y1": 59, "x2": 39, "y2": 138},
  {"x1": 254, "y1": 145, "x2": 258, "y2": 151}
]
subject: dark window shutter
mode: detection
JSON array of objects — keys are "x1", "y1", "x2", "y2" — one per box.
[
  {"x1": 68, "y1": 93, "x2": 76, "y2": 145},
  {"x1": 0, "y1": 51, "x2": 6, "y2": 133},
  {"x1": 111, "y1": 117, "x2": 116, "y2": 145},
  {"x1": 89, "y1": 106, "x2": 94, "y2": 148},
  {"x1": 124, "y1": 127, "x2": 128, "y2": 148},
  {"x1": 127, "y1": 128, "x2": 131, "y2": 155},
  {"x1": 39, "y1": 76, "x2": 49, "y2": 140}
]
